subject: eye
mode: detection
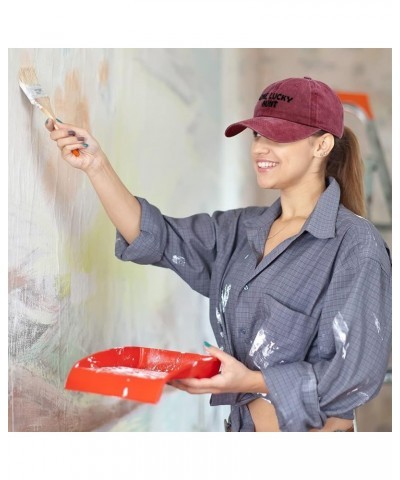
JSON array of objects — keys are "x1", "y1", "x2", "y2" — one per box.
[{"x1": 252, "y1": 130, "x2": 261, "y2": 138}]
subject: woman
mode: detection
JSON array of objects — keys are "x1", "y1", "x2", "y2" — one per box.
[{"x1": 45, "y1": 76, "x2": 391, "y2": 432}]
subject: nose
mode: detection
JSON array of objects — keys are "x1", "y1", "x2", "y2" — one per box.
[{"x1": 253, "y1": 135, "x2": 272, "y2": 154}]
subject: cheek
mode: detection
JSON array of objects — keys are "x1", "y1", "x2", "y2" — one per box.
[
  {"x1": 250, "y1": 143, "x2": 257, "y2": 159},
  {"x1": 286, "y1": 149, "x2": 312, "y2": 170}
]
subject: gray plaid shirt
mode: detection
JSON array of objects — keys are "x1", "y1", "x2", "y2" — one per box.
[{"x1": 115, "y1": 177, "x2": 392, "y2": 431}]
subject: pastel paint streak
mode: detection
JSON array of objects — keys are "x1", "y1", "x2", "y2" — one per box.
[
  {"x1": 332, "y1": 312, "x2": 350, "y2": 359},
  {"x1": 98, "y1": 59, "x2": 109, "y2": 87}
]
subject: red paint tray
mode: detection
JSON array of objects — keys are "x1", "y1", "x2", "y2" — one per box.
[{"x1": 65, "y1": 346, "x2": 221, "y2": 404}]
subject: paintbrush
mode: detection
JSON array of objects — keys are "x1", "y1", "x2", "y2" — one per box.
[{"x1": 19, "y1": 67, "x2": 80, "y2": 157}]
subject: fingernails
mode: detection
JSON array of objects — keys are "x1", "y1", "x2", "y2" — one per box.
[
  {"x1": 77, "y1": 136, "x2": 85, "y2": 141},
  {"x1": 56, "y1": 118, "x2": 63, "y2": 123},
  {"x1": 204, "y1": 341, "x2": 212, "y2": 348},
  {"x1": 68, "y1": 130, "x2": 76, "y2": 136},
  {"x1": 82, "y1": 143, "x2": 89, "y2": 148}
]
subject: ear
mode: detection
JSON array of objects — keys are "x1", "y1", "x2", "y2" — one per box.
[{"x1": 314, "y1": 133, "x2": 334, "y2": 158}]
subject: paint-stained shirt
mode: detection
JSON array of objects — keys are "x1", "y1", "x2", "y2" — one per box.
[{"x1": 115, "y1": 177, "x2": 392, "y2": 432}]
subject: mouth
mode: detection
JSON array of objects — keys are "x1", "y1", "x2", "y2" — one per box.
[{"x1": 256, "y1": 160, "x2": 279, "y2": 172}]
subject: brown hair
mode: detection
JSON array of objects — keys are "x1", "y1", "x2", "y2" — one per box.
[{"x1": 315, "y1": 127, "x2": 366, "y2": 217}]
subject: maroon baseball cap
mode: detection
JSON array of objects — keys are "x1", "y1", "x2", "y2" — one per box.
[{"x1": 225, "y1": 77, "x2": 344, "y2": 142}]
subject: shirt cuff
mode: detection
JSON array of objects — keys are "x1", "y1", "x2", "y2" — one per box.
[
  {"x1": 115, "y1": 197, "x2": 166, "y2": 265},
  {"x1": 263, "y1": 361, "x2": 324, "y2": 432}
]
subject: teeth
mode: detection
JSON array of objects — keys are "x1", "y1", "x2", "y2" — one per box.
[{"x1": 257, "y1": 161, "x2": 277, "y2": 168}]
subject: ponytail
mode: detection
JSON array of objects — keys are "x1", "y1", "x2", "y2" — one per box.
[{"x1": 316, "y1": 127, "x2": 366, "y2": 217}]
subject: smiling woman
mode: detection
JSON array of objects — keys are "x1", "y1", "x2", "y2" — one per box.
[{"x1": 42, "y1": 75, "x2": 391, "y2": 432}]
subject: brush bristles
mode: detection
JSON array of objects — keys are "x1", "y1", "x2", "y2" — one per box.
[
  {"x1": 19, "y1": 66, "x2": 39, "y2": 85},
  {"x1": 19, "y1": 66, "x2": 56, "y2": 119}
]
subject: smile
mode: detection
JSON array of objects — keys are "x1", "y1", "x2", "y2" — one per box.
[{"x1": 257, "y1": 161, "x2": 278, "y2": 169}]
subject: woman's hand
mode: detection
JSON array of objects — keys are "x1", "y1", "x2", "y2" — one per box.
[
  {"x1": 169, "y1": 343, "x2": 268, "y2": 395},
  {"x1": 45, "y1": 118, "x2": 107, "y2": 174}
]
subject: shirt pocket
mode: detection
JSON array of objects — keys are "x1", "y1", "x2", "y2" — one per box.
[{"x1": 246, "y1": 295, "x2": 319, "y2": 370}]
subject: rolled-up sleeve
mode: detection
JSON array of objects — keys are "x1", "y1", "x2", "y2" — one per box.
[
  {"x1": 263, "y1": 258, "x2": 392, "y2": 432},
  {"x1": 115, "y1": 197, "x2": 219, "y2": 297}
]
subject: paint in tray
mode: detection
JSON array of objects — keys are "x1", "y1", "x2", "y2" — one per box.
[{"x1": 93, "y1": 366, "x2": 169, "y2": 379}]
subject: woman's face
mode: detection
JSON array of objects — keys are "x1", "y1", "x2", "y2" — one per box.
[{"x1": 251, "y1": 131, "x2": 322, "y2": 191}]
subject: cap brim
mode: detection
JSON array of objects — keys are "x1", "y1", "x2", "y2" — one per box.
[{"x1": 225, "y1": 117, "x2": 321, "y2": 142}]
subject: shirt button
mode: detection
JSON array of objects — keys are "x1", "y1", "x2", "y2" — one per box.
[
  {"x1": 243, "y1": 285, "x2": 249, "y2": 291},
  {"x1": 240, "y1": 328, "x2": 246, "y2": 335}
]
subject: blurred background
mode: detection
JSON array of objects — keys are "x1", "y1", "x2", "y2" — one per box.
[{"x1": 8, "y1": 48, "x2": 391, "y2": 431}]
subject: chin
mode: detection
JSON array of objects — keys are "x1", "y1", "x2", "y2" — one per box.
[{"x1": 257, "y1": 178, "x2": 279, "y2": 190}]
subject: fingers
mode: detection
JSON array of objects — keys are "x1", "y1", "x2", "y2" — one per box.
[
  {"x1": 45, "y1": 118, "x2": 75, "y2": 132},
  {"x1": 45, "y1": 118, "x2": 91, "y2": 156},
  {"x1": 55, "y1": 133, "x2": 87, "y2": 150},
  {"x1": 46, "y1": 118, "x2": 88, "y2": 141},
  {"x1": 169, "y1": 377, "x2": 222, "y2": 395},
  {"x1": 45, "y1": 118, "x2": 55, "y2": 132},
  {"x1": 62, "y1": 142, "x2": 88, "y2": 157},
  {"x1": 203, "y1": 343, "x2": 230, "y2": 363}
]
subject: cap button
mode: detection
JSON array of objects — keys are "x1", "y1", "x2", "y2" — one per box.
[{"x1": 304, "y1": 76, "x2": 312, "y2": 80}]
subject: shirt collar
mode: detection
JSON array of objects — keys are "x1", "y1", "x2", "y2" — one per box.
[
  {"x1": 244, "y1": 176, "x2": 341, "y2": 240},
  {"x1": 303, "y1": 176, "x2": 340, "y2": 239}
]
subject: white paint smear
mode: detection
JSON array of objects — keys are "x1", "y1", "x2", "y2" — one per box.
[
  {"x1": 262, "y1": 341, "x2": 277, "y2": 358},
  {"x1": 249, "y1": 329, "x2": 266, "y2": 357},
  {"x1": 332, "y1": 312, "x2": 350, "y2": 359},
  {"x1": 172, "y1": 255, "x2": 186, "y2": 266},
  {"x1": 373, "y1": 313, "x2": 381, "y2": 334},
  {"x1": 347, "y1": 388, "x2": 359, "y2": 395},
  {"x1": 93, "y1": 367, "x2": 168, "y2": 379},
  {"x1": 221, "y1": 284, "x2": 231, "y2": 313}
]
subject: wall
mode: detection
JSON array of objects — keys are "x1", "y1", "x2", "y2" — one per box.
[
  {"x1": 8, "y1": 48, "x2": 391, "y2": 431},
  {"x1": 9, "y1": 48, "x2": 235, "y2": 431}
]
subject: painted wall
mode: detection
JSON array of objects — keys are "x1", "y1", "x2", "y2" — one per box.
[
  {"x1": 9, "y1": 48, "x2": 236, "y2": 431},
  {"x1": 8, "y1": 48, "x2": 391, "y2": 431}
]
